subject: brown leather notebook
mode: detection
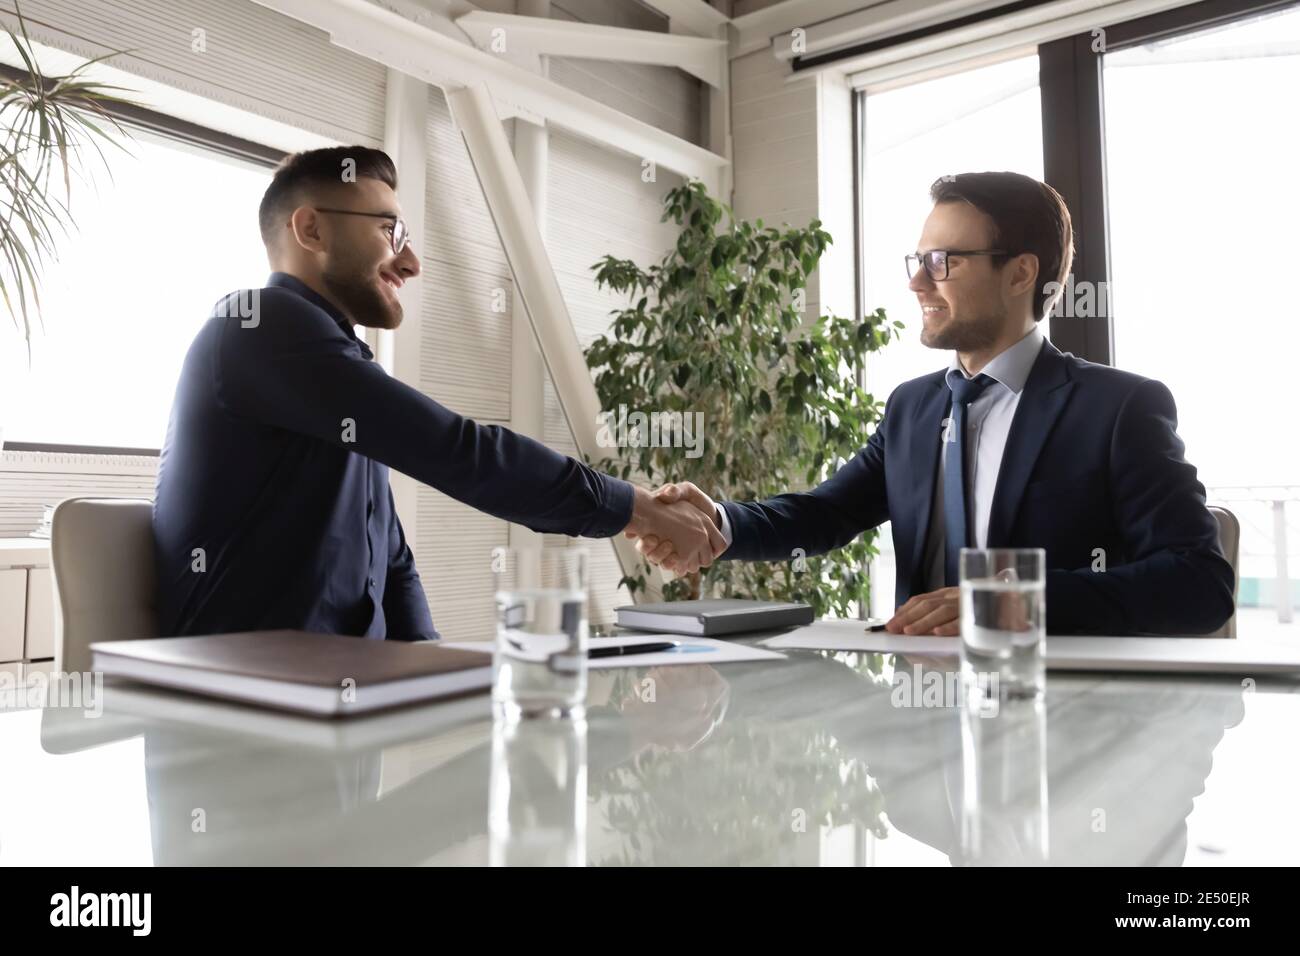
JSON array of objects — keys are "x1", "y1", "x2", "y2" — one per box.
[{"x1": 90, "y1": 630, "x2": 493, "y2": 717}]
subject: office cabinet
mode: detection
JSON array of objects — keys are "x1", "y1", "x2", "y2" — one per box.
[
  {"x1": 0, "y1": 568, "x2": 24, "y2": 661},
  {"x1": 24, "y1": 567, "x2": 54, "y2": 660},
  {"x1": 0, "y1": 540, "x2": 54, "y2": 671}
]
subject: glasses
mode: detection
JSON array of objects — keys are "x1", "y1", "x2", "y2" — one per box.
[
  {"x1": 905, "y1": 248, "x2": 1008, "y2": 281},
  {"x1": 314, "y1": 207, "x2": 409, "y2": 254}
]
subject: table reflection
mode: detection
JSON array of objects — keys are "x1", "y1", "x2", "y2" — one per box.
[{"x1": 28, "y1": 647, "x2": 1249, "y2": 866}]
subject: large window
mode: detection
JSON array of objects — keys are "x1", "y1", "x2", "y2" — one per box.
[
  {"x1": 0, "y1": 125, "x2": 273, "y2": 450},
  {"x1": 1102, "y1": 3, "x2": 1300, "y2": 616},
  {"x1": 859, "y1": 53, "x2": 1043, "y2": 618}
]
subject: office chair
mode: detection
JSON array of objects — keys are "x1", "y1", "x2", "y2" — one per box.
[
  {"x1": 1205, "y1": 505, "x2": 1240, "y2": 639},
  {"x1": 50, "y1": 497, "x2": 158, "y2": 673}
]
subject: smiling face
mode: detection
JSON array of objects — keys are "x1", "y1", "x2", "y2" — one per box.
[
  {"x1": 313, "y1": 177, "x2": 420, "y2": 331},
  {"x1": 909, "y1": 200, "x2": 1035, "y2": 354}
]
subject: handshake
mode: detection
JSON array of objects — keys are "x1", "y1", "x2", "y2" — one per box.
[{"x1": 623, "y1": 482, "x2": 726, "y2": 575}]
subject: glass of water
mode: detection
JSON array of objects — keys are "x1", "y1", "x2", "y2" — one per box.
[
  {"x1": 959, "y1": 548, "x2": 1046, "y2": 699},
  {"x1": 493, "y1": 546, "x2": 589, "y2": 721}
]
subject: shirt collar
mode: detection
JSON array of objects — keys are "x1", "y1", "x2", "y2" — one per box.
[
  {"x1": 948, "y1": 325, "x2": 1044, "y2": 395},
  {"x1": 266, "y1": 271, "x2": 373, "y2": 360}
]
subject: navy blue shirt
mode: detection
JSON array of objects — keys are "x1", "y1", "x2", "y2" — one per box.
[{"x1": 154, "y1": 272, "x2": 634, "y2": 641}]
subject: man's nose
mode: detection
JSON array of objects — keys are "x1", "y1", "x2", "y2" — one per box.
[
  {"x1": 908, "y1": 264, "x2": 934, "y2": 294},
  {"x1": 395, "y1": 242, "x2": 420, "y2": 279}
]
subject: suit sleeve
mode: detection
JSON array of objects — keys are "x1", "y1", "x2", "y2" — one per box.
[
  {"x1": 1046, "y1": 378, "x2": 1235, "y2": 635},
  {"x1": 717, "y1": 392, "x2": 893, "y2": 561},
  {"x1": 214, "y1": 294, "x2": 633, "y2": 538},
  {"x1": 382, "y1": 487, "x2": 439, "y2": 641}
]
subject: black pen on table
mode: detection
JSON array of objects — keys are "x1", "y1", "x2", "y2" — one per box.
[{"x1": 588, "y1": 641, "x2": 677, "y2": 658}]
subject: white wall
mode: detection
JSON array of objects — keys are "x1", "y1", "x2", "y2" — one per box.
[{"x1": 730, "y1": 47, "x2": 857, "y2": 348}]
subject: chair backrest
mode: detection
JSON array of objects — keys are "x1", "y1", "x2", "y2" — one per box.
[
  {"x1": 1204, "y1": 505, "x2": 1240, "y2": 639},
  {"x1": 50, "y1": 498, "x2": 158, "y2": 673}
]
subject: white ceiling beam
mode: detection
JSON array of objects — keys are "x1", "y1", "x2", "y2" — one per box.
[
  {"x1": 636, "y1": 0, "x2": 731, "y2": 38},
  {"x1": 731, "y1": 0, "x2": 869, "y2": 57},
  {"x1": 455, "y1": 10, "x2": 727, "y2": 87},
  {"x1": 250, "y1": 0, "x2": 728, "y2": 192}
]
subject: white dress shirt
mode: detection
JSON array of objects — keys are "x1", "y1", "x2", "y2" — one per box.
[{"x1": 715, "y1": 326, "x2": 1046, "y2": 592}]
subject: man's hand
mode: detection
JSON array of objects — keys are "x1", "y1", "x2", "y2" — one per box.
[
  {"x1": 624, "y1": 485, "x2": 726, "y2": 574},
  {"x1": 627, "y1": 482, "x2": 721, "y2": 572},
  {"x1": 886, "y1": 586, "x2": 961, "y2": 636}
]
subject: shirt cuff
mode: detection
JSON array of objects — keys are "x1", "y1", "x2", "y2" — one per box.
[
  {"x1": 588, "y1": 476, "x2": 636, "y2": 538},
  {"x1": 716, "y1": 502, "x2": 734, "y2": 548}
]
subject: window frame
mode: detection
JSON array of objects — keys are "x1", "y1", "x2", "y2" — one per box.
[
  {"x1": 1, "y1": 64, "x2": 284, "y2": 456},
  {"x1": 854, "y1": 0, "x2": 1300, "y2": 365}
]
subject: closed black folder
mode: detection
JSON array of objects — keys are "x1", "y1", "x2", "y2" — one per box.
[{"x1": 614, "y1": 599, "x2": 814, "y2": 636}]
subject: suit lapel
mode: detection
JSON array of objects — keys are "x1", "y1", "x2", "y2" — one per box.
[
  {"x1": 902, "y1": 377, "x2": 953, "y2": 582},
  {"x1": 986, "y1": 339, "x2": 1076, "y2": 547}
]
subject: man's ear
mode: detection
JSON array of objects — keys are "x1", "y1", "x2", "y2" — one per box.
[
  {"x1": 287, "y1": 205, "x2": 327, "y2": 254},
  {"x1": 1007, "y1": 252, "x2": 1039, "y2": 298}
]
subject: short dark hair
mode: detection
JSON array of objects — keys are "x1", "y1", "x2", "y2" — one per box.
[
  {"x1": 258, "y1": 146, "x2": 398, "y2": 246},
  {"x1": 929, "y1": 172, "x2": 1074, "y2": 321}
]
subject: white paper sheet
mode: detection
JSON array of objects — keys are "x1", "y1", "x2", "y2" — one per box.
[
  {"x1": 760, "y1": 628, "x2": 1300, "y2": 675},
  {"x1": 442, "y1": 635, "x2": 785, "y2": 669},
  {"x1": 761, "y1": 630, "x2": 960, "y2": 655}
]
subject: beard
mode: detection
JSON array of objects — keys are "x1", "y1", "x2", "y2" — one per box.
[
  {"x1": 321, "y1": 252, "x2": 402, "y2": 330},
  {"x1": 920, "y1": 307, "x2": 1001, "y2": 353}
]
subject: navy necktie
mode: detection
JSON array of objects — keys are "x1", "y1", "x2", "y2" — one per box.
[{"x1": 943, "y1": 371, "x2": 996, "y2": 587}]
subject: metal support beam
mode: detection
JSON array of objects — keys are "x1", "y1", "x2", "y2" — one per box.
[
  {"x1": 444, "y1": 83, "x2": 658, "y2": 591},
  {"x1": 456, "y1": 11, "x2": 727, "y2": 87},
  {"x1": 250, "y1": 0, "x2": 728, "y2": 195}
]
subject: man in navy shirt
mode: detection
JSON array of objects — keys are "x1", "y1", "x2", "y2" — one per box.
[{"x1": 154, "y1": 147, "x2": 722, "y2": 641}]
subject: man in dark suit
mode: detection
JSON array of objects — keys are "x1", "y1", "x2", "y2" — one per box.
[
  {"x1": 631, "y1": 172, "x2": 1233, "y2": 636},
  {"x1": 154, "y1": 146, "x2": 724, "y2": 641}
]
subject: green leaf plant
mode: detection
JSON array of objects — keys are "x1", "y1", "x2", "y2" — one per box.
[
  {"x1": 1, "y1": 3, "x2": 135, "y2": 362},
  {"x1": 584, "y1": 180, "x2": 903, "y2": 618}
]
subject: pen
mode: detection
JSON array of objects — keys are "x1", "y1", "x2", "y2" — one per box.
[{"x1": 588, "y1": 641, "x2": 677, "y2": 658}]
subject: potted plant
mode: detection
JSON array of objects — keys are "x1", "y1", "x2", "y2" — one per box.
[
  {"x1": 1, "y1": 5, "x2": 133, "y2": 447},
  {"x1": 585, "y1": 180, "x2": 901, "y2": 618}
]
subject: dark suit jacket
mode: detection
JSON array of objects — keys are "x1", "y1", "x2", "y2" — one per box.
[
  {"x1": 720, "y1": 338, "x2": 1234, "y2": 635},
  {"x1": 154, "y1": 273, "x2": 633, "y2": 641}
]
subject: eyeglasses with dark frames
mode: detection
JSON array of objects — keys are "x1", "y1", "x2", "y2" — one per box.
[
  {"x1": 905, "y1": 248, "x2": 1009, "y2": 281},
  {"x1": 313, "y1": 207, "x2": 410, "y2": 254}
]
